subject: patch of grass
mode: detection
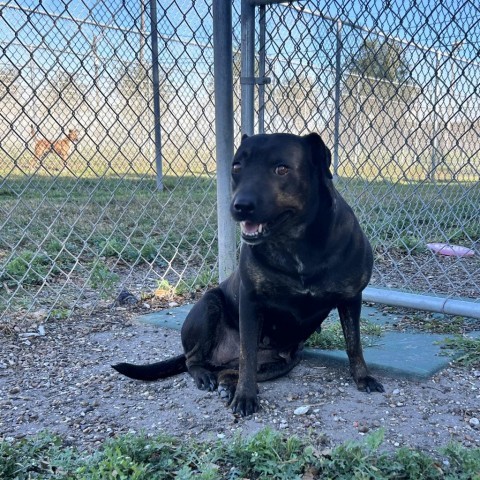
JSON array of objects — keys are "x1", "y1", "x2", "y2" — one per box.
[
  {"x1": 48, "y1": 308, "x2": 71, "y2": 321},
  {"x1": 1, "y1": 250, "x2": 56, "y2": 286},
  {"x1": 88, "y1": 260, "x2": 120, "y2": 298},
  {"x1": 440, "y1": 335, "x2": 480, "y2": 367},
  {"x1": 441, "y1": 441, "x2": 480, "y2": 479},
  {"x1": 401, "y1": 314, "x2": 468, "y2": 334},
  {"x1": 0, "y1": 238, "x2": 78, "y2": 288},
  {"x1": 1, "y1": 428, "x2": 480, "y2": 479},
  {"x1": 99, "y1": 238, "x2": 159, "y2": 265},
  {"x1": 176, "y1": 268, "x2": 219, "y2": 296},
  {"x1": 306, "y1": 318, "x2": 383, "y2": 350}
]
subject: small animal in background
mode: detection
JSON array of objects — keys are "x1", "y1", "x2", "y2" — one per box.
[{"x1": 31, "y1": 125, "x2": 79, "y2": 165}]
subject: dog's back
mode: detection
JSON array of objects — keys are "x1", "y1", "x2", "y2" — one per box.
[{"x1": 32, "y1": 127, "x2": 78, "y2": 162}]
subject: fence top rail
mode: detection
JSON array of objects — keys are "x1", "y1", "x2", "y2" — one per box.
[
  {"x1": 0, "y1": 2, "x2": 142, "y2": 35},
  {"x1": 0, "y1": 2, "x2": 214, "y2": 51},
  {"x1": 250, "y1": 0, "x2": 301, "y2": 5}
]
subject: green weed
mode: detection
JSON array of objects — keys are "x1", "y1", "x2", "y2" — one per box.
[
  {"x1": 48, "y1": 308, "x2": 71, "y2": 321},
  {"x1": 306, "y1": 318, "x2": 383, "y2": 350},
  {"x1": 1, "y1": 250, "x2": 55, "y2": 286},
  {"x1": 88, "y1": 261, "x2": 120, "y2": 298},
  {"x1": 176, "y1": 268, "x2": 218, "y2": 295},
  {"x1": 441, "y1": 441, "x2": 480, "y2": 479},
  {"x1": 440, "y1": 335, "x2": 480, "y2": 367}
]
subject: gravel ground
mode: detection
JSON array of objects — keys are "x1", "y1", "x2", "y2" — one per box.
[{"x1": 1, "y1": 303, "x2": 479, "y2": 454}]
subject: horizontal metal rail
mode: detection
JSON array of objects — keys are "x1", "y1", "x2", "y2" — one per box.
[{"x1": 364, "y1": 287, "x2": 480, "y2": 319}]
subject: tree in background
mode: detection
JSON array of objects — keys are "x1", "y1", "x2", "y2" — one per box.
[
  {"x1": 342, "y1": 37, "x2": 420, "y2": 156},
  {"x1": 349, "y1": 38, "x2": 409, "y2": 83}
]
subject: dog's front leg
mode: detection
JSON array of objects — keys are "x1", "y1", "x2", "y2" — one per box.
[
  {"x1": 230, "y1": 285, "x2": 262, "y2": 416},
  {"x1": 338, "y1": 294, "x2": 385, "y2": 393}
]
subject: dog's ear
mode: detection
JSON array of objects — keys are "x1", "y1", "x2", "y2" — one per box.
[
  {"x1": 303, "y1": 132, "x2": 333, "y2": 180},
  {"x1": 241, "y1": 133, "x2": 249, "y2": 142}
]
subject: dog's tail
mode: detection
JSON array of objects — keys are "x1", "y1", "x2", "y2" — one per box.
[{"x1": 112, "y1": 354, "x2": 187, "y2": 381}]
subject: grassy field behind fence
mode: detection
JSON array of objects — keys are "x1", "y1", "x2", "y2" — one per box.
[{"x1": 1, "y1": 146, "x2": 479, "y2": 319}]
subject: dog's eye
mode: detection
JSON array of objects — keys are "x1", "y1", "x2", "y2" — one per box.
[
  {"x1": 232, "y1": 163, "x2": 241, "y2": 174},
  {"x1": 275, "y1": 165, "x2": 289, "y2": 176}
]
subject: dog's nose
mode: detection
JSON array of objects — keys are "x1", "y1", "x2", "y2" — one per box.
[{"x1": 232, "y1": 196, "x2": 255, "y2": 215}]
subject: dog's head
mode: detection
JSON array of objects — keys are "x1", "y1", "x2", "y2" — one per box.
[
  {"x1": 67, "y1": 129, "x2": 79, "y2": 142},
  {"x1": 230, "y1": 132, "x2": 334, "y2": 245}
]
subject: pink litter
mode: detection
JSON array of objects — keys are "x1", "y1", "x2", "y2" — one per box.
[{"x1": 426, "y1": 243, "x2": 475, "y2": 257}]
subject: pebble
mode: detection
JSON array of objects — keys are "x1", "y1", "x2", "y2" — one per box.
[
  {"x1": 294, "y1": 405, "x2": 310, "y2": 416},
  {"x1": 469, "y1": 417, "x2": 479, "y2": 427}
]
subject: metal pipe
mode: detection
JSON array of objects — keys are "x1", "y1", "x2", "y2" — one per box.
[
  {"x1": 364, "y1": 287, "x2": 480, "y2": 319},
  {"x1": 149, "y1": 0, "x2": 163, "y2": 190},
  {"x1": 332, "y1": 20, "x2": 342, "y2": 178},
  {"x1": 258, "y1": 5, "x2": 266, "y2": 133},
  {"x1": 213, "y1": 0, "x2": 237, "y2": 281},
  {"x1": 430, "y1": 51, "x2": 441, "y2": 181},
  {"x1": 241, "y1": 0, "x2": 256, "y2": 136},
  {"x1": 251, "y1": 0, "x2": 300, "y2": 5}
]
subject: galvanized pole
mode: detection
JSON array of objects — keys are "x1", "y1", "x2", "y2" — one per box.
[
  {"x1": 333, "y1": 20, "x2": 342, "y2": 178},
  {"x1": 430, "y1": 51, "x2": 441, "y2": 182},
  {"x1": 149, "y1": 0, "x2": 163, "y2": 190},
  {"x1": 258, "y1": 4, "x2": 266, "y2": 133},
  {"x1": 213, "y1": 0, "x2": 237, "y2": 281},
  {"x1": 241, "y1": 0, "x2": 255, "y2": 136}
]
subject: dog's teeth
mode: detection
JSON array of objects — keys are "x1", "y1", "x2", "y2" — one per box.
[{"x1": 258, "y1": 224, "x2": 263, "y2": 234}]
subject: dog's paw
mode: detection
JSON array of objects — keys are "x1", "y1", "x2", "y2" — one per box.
[
  {"x1": 230, "y1": 392, "x2": 260, "y2": 417},
  {"x1": 357, "y1": 375, "x2": 385, "y2": 393},
  {"x1": 218, "y1": 383, "x2": 236, "y2": 403},
  {"x1": 189, "y1": 367, "x2": 218, "y2": 391}
]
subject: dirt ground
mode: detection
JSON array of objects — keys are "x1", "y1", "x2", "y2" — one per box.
[{"x1": 1, "y1": 303, "x2": 479, "y2": 454}]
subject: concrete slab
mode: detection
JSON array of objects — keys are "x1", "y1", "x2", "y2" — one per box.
[{"x1": 137, "y1": 303, "x2": 477, "y2": 381}]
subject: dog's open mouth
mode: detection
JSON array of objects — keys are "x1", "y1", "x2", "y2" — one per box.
[
  {"x1": 240, "y1": 212, "x2": 292, "y2": 244},
  {"x1": 240, "y1": 221, "x2": 267, "y2": 241}
]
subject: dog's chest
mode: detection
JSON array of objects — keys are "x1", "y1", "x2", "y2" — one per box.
[
  {"x1": 283, "y1": 254, "x2": 324, "y2": 296},
  {"x1": 251, "y1": 247, "x2": 336, "y2": 300}
]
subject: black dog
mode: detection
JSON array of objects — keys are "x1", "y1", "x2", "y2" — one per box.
[{"x1": 113, "y1": 132, "x2": 384, "y2": 416}]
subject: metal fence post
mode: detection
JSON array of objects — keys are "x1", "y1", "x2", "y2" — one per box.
[
  {"x1": 213, "y1": 0, "x2": 237, "y2": 281},
  {"x1": 241, "y1": 0, "x2": 255, "y2": 136},
  {"x1": 149, "y1": 0, "x2": 163, "y2": 190},
  {"x1": 430, "y1": 51, "x2": 441, "y2": 181},
  {"x1": 258, "y1": 5, "x2": 266, "y2": 134},
  {"x1": 333, "y1": 19, "x2": 342, "y2": 178}
]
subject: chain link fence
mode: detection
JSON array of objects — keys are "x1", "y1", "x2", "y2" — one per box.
[
  {"x1": 254, "y1": 0, "x2": 479, "y2": 306},
  {"x1": 0, "y1": 0, "x2": 479, "y2": 324},
  {"x1": 0, "y1": 0, "x2": 232, "y2": 323}
]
